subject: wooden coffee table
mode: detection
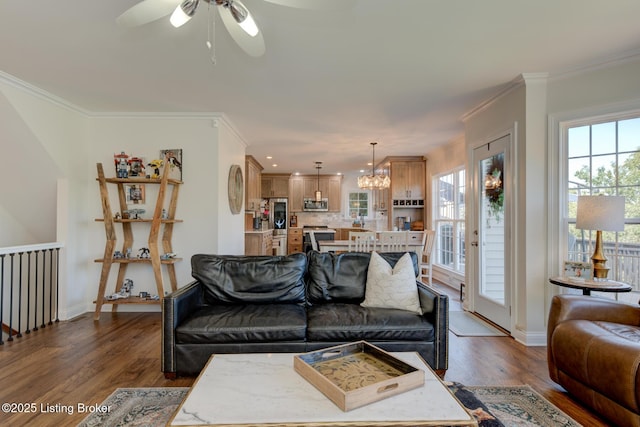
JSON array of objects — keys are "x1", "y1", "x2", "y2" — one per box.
[{"x1": 168, "y1": 352, "x2": 477, "y2": 426}]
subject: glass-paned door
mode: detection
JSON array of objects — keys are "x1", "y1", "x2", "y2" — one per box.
[{"x1": 472, "y1": 135, "x2": 511, "y2": 331}]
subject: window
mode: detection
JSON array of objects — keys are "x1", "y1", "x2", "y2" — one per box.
[
  {"x1": 433, "y1": 168, "x2": 466, "y2": 274},
  {"x1": 565, "y1": 116, "x2": 640, "y2": 288},
  {"x1": 348, "y1": 192, "x2": 369, "y2": 218}
]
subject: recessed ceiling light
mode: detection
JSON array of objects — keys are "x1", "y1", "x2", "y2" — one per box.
[
  {"x1": 266, "y1": 156, "x2": 273, "y2": 159},
  {"x1": 359, "y1": 169, "x2": 365, "y2": 173},
  {"x1": 336, "y1": 172, "x2": 342, "y2": 175},
  {"x1": 272, "y1": 164, "x2": 278, "y2": 167}
]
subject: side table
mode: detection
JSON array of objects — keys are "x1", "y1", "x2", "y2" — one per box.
[{"x1": 549, "y1": 276, "x2": 632, "y2": 296}]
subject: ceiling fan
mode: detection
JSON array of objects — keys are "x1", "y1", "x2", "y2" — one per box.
[{"x1": 116, "y1": 0, "x2": 344, "y2": 58}]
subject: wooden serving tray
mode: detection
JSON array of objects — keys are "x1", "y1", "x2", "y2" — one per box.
[{"x1": 294, "y1": 341, "x2": 424, "y2": 411}]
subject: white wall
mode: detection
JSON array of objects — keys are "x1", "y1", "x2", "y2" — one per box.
[
  {"x1": 215, "y1": 118, "x2": 247, "y2": 255},
  {"x1": 463, "y1": 80, "x2": 539, "y2": 342},
  {"x1": 0, "y1": 73, "x2": 91, "y2": 318},
  {"x1": 87, "y1": 114, "x2": 246, "y2": 313},
  {"x1": 545, "y1": 59, "x2": 640, "y2": 309},
  {"x1": 1, "y1": 72, "x2": 247, "y2": 318}
]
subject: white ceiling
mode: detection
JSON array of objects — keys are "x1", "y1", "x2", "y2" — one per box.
[{"x1": 2, "y1": 0, "x2": 640, "y2": 175}]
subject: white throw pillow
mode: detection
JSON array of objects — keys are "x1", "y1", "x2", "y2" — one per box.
[{"x1": 361, "y1": 251, "x2": 422, "y2": 315}]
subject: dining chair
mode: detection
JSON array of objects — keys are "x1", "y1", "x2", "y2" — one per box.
[
  {"x1": 377, "y1": 231, "x2": 408, "y2": 252},
  {"x1": 407, "y1": 231, "x2": 426, "y2": 260},
  {"x1": 419, "y1": 230, "x2": 436, "y2": 286},
  {"x1": 348, "y1": 231, "x2": 376, "y2": 252},
  {"x1": 308, "y1": 231, "x2": 319, "y2": 251}
]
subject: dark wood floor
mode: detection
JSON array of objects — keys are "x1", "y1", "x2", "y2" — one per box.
[{"x1": 0, "y1": 286, "x2": 605, "y2": 426}]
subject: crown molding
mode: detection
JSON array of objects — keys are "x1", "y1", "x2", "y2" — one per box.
[
  {"x1": 0, "y1": 70, "x2": 247, "y2": 146},
  {"x1": 0, "y1": 70, "x2": 91, "y2": 116},
  {"x1": 548, "y1": 48, "x2": 640, "y2": 83}
]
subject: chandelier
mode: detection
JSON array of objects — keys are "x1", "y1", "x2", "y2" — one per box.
[{"x1": 358, "y1": 142, "x2": 390, "y2": 190}]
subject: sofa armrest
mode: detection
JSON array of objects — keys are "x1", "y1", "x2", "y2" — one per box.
[
  {"x1": 547, "y1": 294, "x2": 640, "y2": 382},
  {"x1": 417, "y1": 282, "x2": 449, "y2": 371},
  {"x1": 162, "y1": 280, "x2": 205, "y2": 376}
]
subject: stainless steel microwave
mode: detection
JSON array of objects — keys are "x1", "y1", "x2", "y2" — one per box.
[{"x1": 303, "y1": 198, "x2": 329, "y2": 212}]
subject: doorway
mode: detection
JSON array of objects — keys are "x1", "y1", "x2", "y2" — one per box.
[{"x1": 471, "y1": 134, "x2": 512, "y2": 331}]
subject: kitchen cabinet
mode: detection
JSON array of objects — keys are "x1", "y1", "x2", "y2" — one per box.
[
  {"x1": 245, "y1": 230, "x2": 273, "y2": 255},
  {"x1": 325, "y1": 176, "x2": 342, "y2": 212},
  {"x1": 261, "y1": 174, "x2": 290, "y2": 198},
  {"x1": 289, "y1": 176, "x2": 304, "y2": 213},
  {"x1": 390, "y1": 160, "x2": 425, "y2": 200},
  {"x1": 288, "y1": 175, "x2": 342, "y2": 213},
  {"x1": 287, "y1": 227, "x2": 303, "y2": 254},
  {"x1": 382, "y1": 156, "x2": 427, "y2": 230},
  {"x1": 245, "y1": 156, "x2": 263, "y2": 212}
]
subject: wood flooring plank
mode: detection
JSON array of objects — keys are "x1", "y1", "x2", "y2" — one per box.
[{"x1": 0, "y1": 298, "x2": 609, "y2": 426}]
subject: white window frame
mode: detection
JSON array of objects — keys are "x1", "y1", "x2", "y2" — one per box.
[
  {"x1": 550, "y1": 102, "x2": 640, "y2": 294},
  {"x1": 432, "y1": 167, "x2": 466, "y2": 275},
  {"x1": 348, "y1": 191, "x2": 369, "y2": 219}
]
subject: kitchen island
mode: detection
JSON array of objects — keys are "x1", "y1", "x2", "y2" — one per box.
[{"x1": 244, "y1": 229, "x2": 273, "y2": 255}]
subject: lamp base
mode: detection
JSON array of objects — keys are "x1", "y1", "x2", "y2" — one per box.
[
  {"x1": 592, "y1": 265, "x2": 609, "y2": 280},
  {"x1": 591, "y1": 230, "x2": 609, "y2": 280}
]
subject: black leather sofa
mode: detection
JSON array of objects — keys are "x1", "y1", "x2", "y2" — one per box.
[{"x1": 162, "y1": 251, "x2": 449, "y2": 378}]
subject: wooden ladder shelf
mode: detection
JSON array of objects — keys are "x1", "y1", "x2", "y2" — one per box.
[{"x1": 94, "y1": 159, "x2": 182, "y2": 320}]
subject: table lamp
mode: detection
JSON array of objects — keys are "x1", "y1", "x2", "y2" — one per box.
[{"x1": 575, "y1": 195, "x2": 625, "y2": 279}]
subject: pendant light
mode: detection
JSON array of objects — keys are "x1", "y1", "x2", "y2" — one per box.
[
  {"x1": 315, "y1": 162, "x2": 323, "y2": 202},
  {"x1": 358, "y1": 142, "x2": 390, "y2": 190}
]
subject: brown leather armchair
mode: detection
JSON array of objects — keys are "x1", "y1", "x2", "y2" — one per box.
[{"x1": 548, "y1": 294, "x2": 640, "y2": 427}]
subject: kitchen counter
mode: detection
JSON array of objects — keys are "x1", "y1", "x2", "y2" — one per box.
[
  {"x1": 302, "y1": 228, "x2": 337, "y2": 234},
  {"x1": 245, "y1": 229, "x2": 274, "y2": 234}
]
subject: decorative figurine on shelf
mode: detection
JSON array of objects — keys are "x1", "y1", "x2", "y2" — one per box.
[
  {"x1": 107, "y1": 278, "x2": 134, "y2": 300},
  {"x1": 125, "y1": 248, "x2": 132, "y2": 259},
  {"x1": 114, "y1": 212, "x2": 121, "y2": 220},
  {"x1": 128, "y1": 156, "x2": 145, "y2": 177},
  {"x1": 122, "y1": 278, "x2": 134, "y2": 294},
  {"x1": 160, "y1": 252, "x2": 176, "y2": 260},
  {"x1": 148, "y1": 159, "x2": 163, "y2": 179},
  {"x1": 138, "y1": 247, "x2": 150, "y2": 259},
  {"x1": 114, "y1": 151, "x2": 130, "y2": 178},
  {"x1": 161, "y1": 209, "x2": 168, "y2": 219},
  {"x1": 113, "y1": 250, "x2": 124, "y2": 259}
]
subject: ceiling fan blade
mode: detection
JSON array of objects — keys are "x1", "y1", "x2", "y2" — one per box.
[
  {"x1": 263, "y1": 0, "x2": 344, "y2": 11},
  {"x1": 219, "y1": 2, "x2": 265, "y2": 57},
  {"x1": 116, "y1": 0, "x2": 182, "y2": 27}
]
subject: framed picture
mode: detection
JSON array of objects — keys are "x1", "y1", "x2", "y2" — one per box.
[
  {"x1": 563, "y1": 261, "x2": 592, "y2": 280},
  {"x1": 161, "y1": 149, "x2": 183, "y2": 181},
  {"x1": 125, "y1": 184, "x2": 145, "y2": 205}
]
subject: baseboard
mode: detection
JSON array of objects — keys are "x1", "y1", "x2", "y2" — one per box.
[{"x1": 511, "y1": 328, "x2": 547, "y2": 346}]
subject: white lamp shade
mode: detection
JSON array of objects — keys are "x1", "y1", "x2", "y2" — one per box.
[{"x1": 576, "y1": 195, "x2": 625, "y2": 231}]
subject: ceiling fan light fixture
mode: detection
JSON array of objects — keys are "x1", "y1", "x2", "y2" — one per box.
[
  {"x1": 170, "y1": 0, "x2": 200, "y2": 28},
  {"x1": 228, "y1": 0, "x2": 259, "y2": 36}
]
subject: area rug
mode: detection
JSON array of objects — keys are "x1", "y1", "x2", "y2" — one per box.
[
  {"x1": 78, "y1": 384, "x2": 580, "y2": 427},
  {"x1": 449, "y1": 310, "x2": 507, "y2": 337}
]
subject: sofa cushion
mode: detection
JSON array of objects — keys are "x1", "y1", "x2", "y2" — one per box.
[
  {"x1": 307, "y1": 251, "x2": 419, "y2": 304},
  {"x1": 307, "y1": 303, "x2": 433, "y2": 342},
  {"x1": 176, "y1": 304, "x2": 307, "y2": 344},
  {"x1": 191, "y1": 253, "x2": 307, "y2": 305},
  {"x1": 361, "y1": 251, "x2": 422, "y2": 315}
]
